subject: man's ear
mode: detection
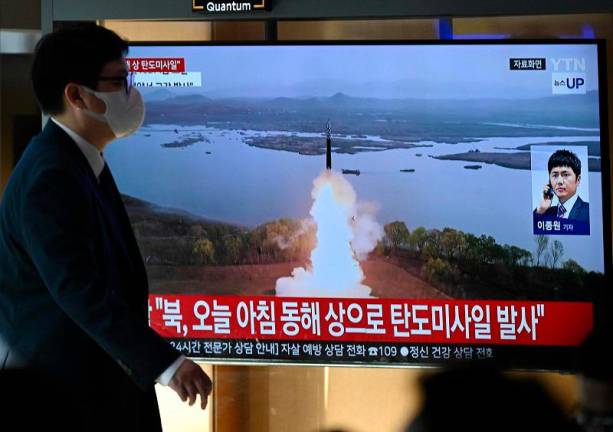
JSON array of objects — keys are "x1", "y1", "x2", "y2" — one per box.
[
  {"x1": 64, "y1": 83, "x2": 87, "y2": 110},
  {"x1": 577, "y1": 174, "x2": 581, "y2": 184}
]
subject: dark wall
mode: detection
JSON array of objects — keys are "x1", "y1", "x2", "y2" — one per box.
[{"x1": 0, "y1": 0, "x2": 42, "y2": 195}]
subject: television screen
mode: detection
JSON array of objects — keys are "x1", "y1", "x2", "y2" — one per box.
[{"x1": 106, "y1": 41, "x2": 609, "y2": 369}]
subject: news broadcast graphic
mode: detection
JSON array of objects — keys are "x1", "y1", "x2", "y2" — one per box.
[
  {"x1": 106, "y1": 41, "x2": 609, "y2": 370},
  {"x1": 532, "y1": 145, "x2": 591, "y2": 235}
]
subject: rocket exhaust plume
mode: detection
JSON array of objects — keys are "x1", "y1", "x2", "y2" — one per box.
[{"x1": 275, "y1": 170, "x2": 383, "y2": 298}]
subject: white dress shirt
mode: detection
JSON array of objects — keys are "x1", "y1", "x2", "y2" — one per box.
[{"x1": 51, "y1": 117, "x2": 185, "y2": 386}]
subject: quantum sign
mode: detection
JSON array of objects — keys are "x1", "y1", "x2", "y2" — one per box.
[{"x1": 192, "y1": 0, "x2": 269, "y2": 13}]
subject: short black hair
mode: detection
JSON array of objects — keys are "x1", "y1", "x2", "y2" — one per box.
[
  {"x1": 31, "y1": 23, "x2": 128, "y2": 115},
  {"x1": 548, "y1": 149, "x2": 582, "y2": 177}
]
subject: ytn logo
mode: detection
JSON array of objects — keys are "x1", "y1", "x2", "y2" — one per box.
[
  {"x1": 551, "y1": 57, "x2": 586, "y2": 95},
  {"x1": 550, "y1": 57, "x2": 586, "y2": 72}
]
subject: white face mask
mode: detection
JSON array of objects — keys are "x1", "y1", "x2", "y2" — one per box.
[{"x1": 80, "y1": 86, "x2": 145, "y2": 138}]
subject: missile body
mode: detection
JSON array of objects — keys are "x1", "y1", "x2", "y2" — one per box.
[{"x1": 326, "y1": 120, "x2": 332, "y2": 170}]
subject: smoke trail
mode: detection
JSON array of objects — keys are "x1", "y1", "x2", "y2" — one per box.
[{"x1": 275, "y1": 170, "x2": 383, "y2": 298}]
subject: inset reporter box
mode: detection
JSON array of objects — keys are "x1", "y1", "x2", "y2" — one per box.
[{"x1": 531, "y1": 145, "x2": 590, "y2": 235}]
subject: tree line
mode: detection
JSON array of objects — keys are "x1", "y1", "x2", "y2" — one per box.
[
  {"x1": 381, "y1": 221, "x2": 583, "y2": 271},
  {"x1": 379, "y1": 221, "x2": 596, "y2": 300},
  {"x1": 130, "y1": 210, "x2": 598, "y2": 299},
  {"x1": 132, "y1": 216, "x2": 315, "y2": 267}
]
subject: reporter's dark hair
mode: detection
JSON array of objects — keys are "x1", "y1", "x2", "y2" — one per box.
[
  {"x1": 548, "y1": 149, "x2": 582, "y2": 177},
  {"x1": 31, "y1": 23, "x2": 128, "y2": 115}
]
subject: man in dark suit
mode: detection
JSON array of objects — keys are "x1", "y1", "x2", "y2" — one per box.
[
  {"x1": 0, "y1": 24, "x2": 211, "y2": 431},
  {"x1": 534, "y1": 149, "x2": 589, "y2": 224}
]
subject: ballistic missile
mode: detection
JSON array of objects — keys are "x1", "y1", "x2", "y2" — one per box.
[{"x1": 326, "y1": 120, "x2": 332, "y2": 170}]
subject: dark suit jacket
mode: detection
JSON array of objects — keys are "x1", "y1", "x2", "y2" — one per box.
[
  {"x1": 0, "y1": 120, "x2": 180, "y2": 431},
  {"x1": 542, "y1": 196, "x2": 590, "y2": 223}
]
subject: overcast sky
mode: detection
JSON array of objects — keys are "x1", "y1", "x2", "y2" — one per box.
[{"x1": 131, "y1": 43, "x2": 600, "y2": 99}]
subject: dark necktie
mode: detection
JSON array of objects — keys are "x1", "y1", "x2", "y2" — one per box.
[
  {"x1": 99, "y1": 163, "x2": 111, "y2": 187},
  {"x1": 557, "y1": 204, "x2": 567, "y2": 218}
]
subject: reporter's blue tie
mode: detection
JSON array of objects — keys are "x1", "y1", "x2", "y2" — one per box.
[{"x1": 557, "y1": 204, "x2": 566, "y2": 218}]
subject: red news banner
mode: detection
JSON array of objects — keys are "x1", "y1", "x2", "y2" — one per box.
[
  {"x1": 126, "y1": 57, "x2": 185, "y2": 73},
  {"x1": 148, "y1": 295, "x2": 593, "y2": 347}
]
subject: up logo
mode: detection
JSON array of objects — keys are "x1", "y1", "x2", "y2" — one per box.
[{"x1": 551, "y1": 57, "x2": 586, "y2": 95}]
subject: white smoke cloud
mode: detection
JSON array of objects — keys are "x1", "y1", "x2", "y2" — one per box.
[
  {"x1": 351, "y1": 202, "x2": 384, "y2": 260},
  {"x1": 275, "y1": 170, "x2": 383, "y2": 298},
  {"x1": 271, "y1": 219, "x2": 314, "y2": 250}
]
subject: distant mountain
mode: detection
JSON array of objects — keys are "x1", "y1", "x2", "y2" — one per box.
[
  {"x1": 530, "y1": 90, "x2": 600, "y2": 105},
  {"x1": 329, "y1": 92, "x2": 353, "y2": 102},
  {"x1": 149, "y1": 90, "x2": 599, "y2": 109},
  {"x1": 142, "y1": 88, "x2": 174, "y2": 101},
  {"x1": 162, "y1": 94, "x2": 214, "y2": 105},
  {"x1": 143, "y1": 90, "x2": 601, "y2": 136}
]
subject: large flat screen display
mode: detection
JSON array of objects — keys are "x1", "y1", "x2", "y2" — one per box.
[{"x1": 106, "y1": 41, "x2": 610, "y2": 369}]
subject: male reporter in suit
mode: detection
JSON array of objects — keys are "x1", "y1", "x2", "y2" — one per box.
[
  {"x1": 534, "y1": 149, "x2": 589, "y2": 224},
  {"x1": 0, "y1": 24, "x2": 211, "y2": 431}
]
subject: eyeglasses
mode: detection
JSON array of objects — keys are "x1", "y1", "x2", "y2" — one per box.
[{"x1": 96, "y1": 71, "x2": 135, "y2": 96}]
